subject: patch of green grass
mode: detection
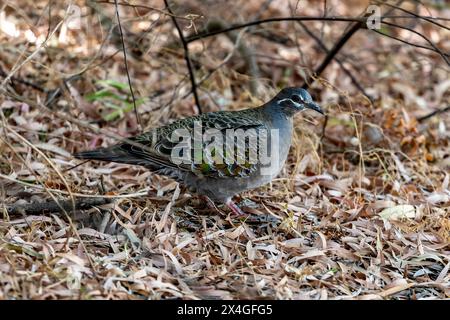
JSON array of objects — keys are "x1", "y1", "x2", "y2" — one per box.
[{"x1": 85, "y1": 80, "x2": 146, "y2": 122}]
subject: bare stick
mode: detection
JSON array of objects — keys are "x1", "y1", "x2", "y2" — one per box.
[
  {"x1": 185, "y1": 15, "x2": 369, "y2": 90},
  {"x1": 186, "y1": 16, "x2": 368, "y2": 43},
  {"x1": 380, "y1": 1, "x2": 450, "y2": 31},
  {"x1": 96, "y1": 0, "x2": 190, "y2": 19},
  {"x1": 381, "y1": 20, "x2": 450, "y2": 66},
  {"x1": 202, "y1": 19, "x2": 260, "y2": 95},
  {"x1": 302, "y1": 18, "x2": 365, "y2": 89},
  {"x1": 371, "y1": 28, "x2": 450, "y2": 58},
  {"x1": 0, "y1": 66, "x2": 46, "y2": 92},
  {"x1": 0, "y1": 20, "x2": 64, "y2": 91},
  {"x1": 297, "y1": 21, "x2": 372, "y2": 101},
  {"x1": 164, "y1": 0, "x2": 202, "y2": 114},
  {"x1": 418, "y1": 105, "x2": 450, "y2": 122},
  {"x1": 384, "y1": 15, "x2": 450, "y2": 22},
  {"x1": 184, "y1": 15, "x2": 448, "y2": 62},
  {"x1": 113, "y1": 0, "x2": 143, "y2": 131}
]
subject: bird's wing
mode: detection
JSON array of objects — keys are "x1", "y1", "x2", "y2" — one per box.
[{"x1": 115, "y1": 110, "x2": 268, "y2": 178}]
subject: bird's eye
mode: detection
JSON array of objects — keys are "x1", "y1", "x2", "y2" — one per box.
[{"x1": 291, "y1": 94, "x2": 302, "y2": 103}]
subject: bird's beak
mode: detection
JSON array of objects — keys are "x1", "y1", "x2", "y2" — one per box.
[{"x1": 306, "y1": 102, "x2": 324, "y2": 115}]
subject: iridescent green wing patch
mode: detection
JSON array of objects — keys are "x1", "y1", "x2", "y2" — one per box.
[{"x1": 117, "y1": 109, "x2": 267, "y2": 178}]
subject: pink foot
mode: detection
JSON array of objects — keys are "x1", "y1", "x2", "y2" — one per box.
[
  {"x1": 89, "y1": 136, "x2": 100, "y2": 149},
  {"x1": 225, "y1": 199, "x2": 246, "y2": 216}
]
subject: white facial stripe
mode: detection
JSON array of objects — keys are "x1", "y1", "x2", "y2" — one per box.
[
  {"x1": 277, "y1": 98, "x2": 302, "y2": 109},
  {"x1": 277, "y1": 98, "x2": 291, "y2": 105}
]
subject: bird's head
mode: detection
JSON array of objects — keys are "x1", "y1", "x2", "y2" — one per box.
[{"x1": 272, "y1": 87, "x2": 324, "y2": 117}]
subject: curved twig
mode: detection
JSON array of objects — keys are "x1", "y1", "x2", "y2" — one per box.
[
  {"x1": 164, "y1": 0, "x2": 202, "y2": 114},
  {"x1": 186, "y1": 16, "x2": 368, "y2": 43},
  {"x1": 371, "y1": 25, "x2": 450, "y2": 61},
  {"x1": 380, "y1": 2, "x2": 450, "y2": 31},
  {"x1": 381, "y1": 20, "x2": 449, "y2": 66},
  {"x1": 96, "y1": 0, "x2": 191, "y2": 20},
  {"x1": 297, "y1": 21, "x2": 373, "y2": 101},
  {"x1": 418, "y1": 105, "x2": 450, "y2": 122},
  {"x1": 302, "y1": 17, "x2": 366, "y2": 89},
  {"x1": 113, "y1": 0, "x2": 143, "y2": 131}
]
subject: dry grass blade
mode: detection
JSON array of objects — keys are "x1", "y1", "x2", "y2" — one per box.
[{"x1": 0, "y1": 0, "x2": 448, "y2": 300}]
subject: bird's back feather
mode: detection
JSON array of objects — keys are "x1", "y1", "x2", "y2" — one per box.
[{"x1": 73, "y1": 108, "x2": 271, "y2": 178}]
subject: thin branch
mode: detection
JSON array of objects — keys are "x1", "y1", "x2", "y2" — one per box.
[
  {"x1": 384, "y1": 15, "x2": 450, "y2": 21},
  {"x1": 96, "y1": 0, "x2": 191, "y2": 20},
  {"x1": 297, "y1": 21, "x2": 373, "y2": 101},
  {"x1": 299, "y1": 13, "x2": 369, "y2": 142},
  {"x1": 380, "y1": 2, "x2": 450, "y2": 31},
  {"x1": 203, "y1": 19, "x2": 260, "y2": 95},
  {"x1": 184, "y1": 15, "x2": 368, "y2": 90},
  {"x1": 381, "y1": 21, "x2": 450, "y2": 66},
  {"x1": 252, "y1": 30, "x2": 292, "y2": 45},
  {"x1": 63, "y1": 159, "x2": 91, "y2": 172},
  {"x1": 0, "y1": 66, "x2": 46, "y2": 92},
  {"x1": 418, "y1": 105, "x2": 450, "y2": 122},
  {"x1": 186, "y1": 13, "x2": 449, "y2": 43},
  {"x1": 164, "y1": 0, "x2": 202, "y2": 114},
  {"x1": 113, "y1": 0, "x2": 143, "y2": 132},
  {"x1": 320, "y1": 114, "x2": 329, "y2": 144},
  {"x1": 371, "y1": 28, "x2": 450, "y2": 59},
  {"x1": 184, "y1": 13, "x2": 449, "y2": 65},
  {"x1": 0, "y1": 19, "x2": 64, "y2": 91},
  {"x1": 186, "y1": 16, "x2": 368, "y2": 43},
  {"x1": 180, "y1": 28, "x2": 248, "y2": 101},
  {"x1": 302, "y1": 17, "x2": 365, "y2": 89}
]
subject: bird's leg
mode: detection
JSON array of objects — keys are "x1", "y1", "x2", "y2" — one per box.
[
  {"x1": 88, "y1": 135, "x2": 100, "y2": 149},
  {"x1": 200, "y1": 196, "x2": 246, "y2": 217},
  {"x1": 225, "y1": 199, "x2": 246, "y2": 216}
]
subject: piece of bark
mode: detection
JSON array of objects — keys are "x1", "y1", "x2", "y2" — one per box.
[{"x1": 7, "y1": 198, "x2": 112, "y2": 215}]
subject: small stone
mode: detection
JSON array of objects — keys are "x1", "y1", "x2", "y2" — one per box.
[{"x1": 350, "y1": 137, "x2": 360, "y2": 146}]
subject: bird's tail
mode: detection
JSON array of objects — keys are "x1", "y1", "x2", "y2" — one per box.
[{"x1": 73, "y1": 145, "x2": 144, "y2": 165}]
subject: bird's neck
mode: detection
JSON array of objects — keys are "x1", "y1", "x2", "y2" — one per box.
[{"x1": 260, "y1": 103, "x2": 294, "y2": 131}]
